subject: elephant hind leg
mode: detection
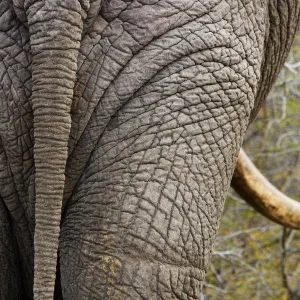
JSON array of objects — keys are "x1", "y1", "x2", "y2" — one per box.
[{"x1": 0, "y1": 197, "x2": 25, "y2": 300}]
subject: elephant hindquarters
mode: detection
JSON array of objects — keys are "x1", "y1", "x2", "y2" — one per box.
[
  {"x1": 59, "y1": 53, "x2": 263, "y2": 300},
  {"x1": 58, "y1": 0, "x2": 269, "y2": 298},
  {"x1": 59, "y1": 70, "x2": 249, "y2": 298}
]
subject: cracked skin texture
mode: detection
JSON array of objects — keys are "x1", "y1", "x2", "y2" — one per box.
[{"x1": 0, "y1": 0, "x2": 299, "y2": 299}]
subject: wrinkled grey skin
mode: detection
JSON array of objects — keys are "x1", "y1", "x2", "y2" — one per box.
[{"x1": 0, "y1": 0, "x2": 299, "y2": 299}]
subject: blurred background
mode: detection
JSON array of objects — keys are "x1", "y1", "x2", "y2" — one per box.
[{"x1": 202, "y1": 35, "x2": 300, "y2": 299}]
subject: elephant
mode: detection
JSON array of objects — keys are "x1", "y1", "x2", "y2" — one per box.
[{"x1": 0, "y1": 0, "x2": 300, "y2": 299}]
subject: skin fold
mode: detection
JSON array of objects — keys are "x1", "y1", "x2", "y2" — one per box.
[{"x1": 0, "y1": 0, "x2": 299, "y2": 299}]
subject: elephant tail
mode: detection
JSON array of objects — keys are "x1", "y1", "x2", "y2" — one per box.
[{"x1": 26, "y1": 1, "x2": 84, "y2": 299}]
